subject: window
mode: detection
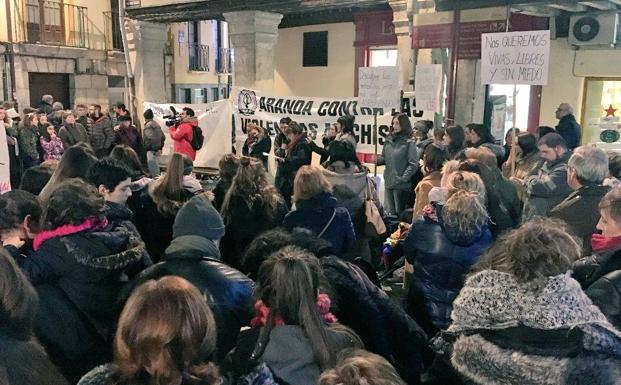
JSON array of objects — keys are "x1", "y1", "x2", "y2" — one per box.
[
  {"x1": 369, "y1": 48, "x2": 398, "y2": 67},
  {"x1": 303, "y1": 31, "x2": 328, "y2": 67},
  {"x1": 194, "y1": 88, "x2": 207, "y2": 104},
  {"x1": 212, "y1": 87, "x2": 219, "y2": 102},
  {"x1": 582, "y1": 78, "x2": 621, "y2": 147}
]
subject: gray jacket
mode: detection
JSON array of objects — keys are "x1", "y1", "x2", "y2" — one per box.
[
  {"x1": 522, "y1": 151, "x2": 572, "y2": 220},
  {"x1": 378, "y1": 133, "x2": 419, "y2": 190},
  {"x1": 142, "y1": 119, "x2": 165, "y2": 151}
]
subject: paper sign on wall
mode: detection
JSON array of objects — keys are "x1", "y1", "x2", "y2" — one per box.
[
  {"x1": 481, "y1": 30, "x2": 550, "y2": 85},
  {"x1": 414, "y1": 64, "x2": 443, "y2": 113},
  {"x1": 358, "y1": 66, "x2": 400, "y2": 111}
]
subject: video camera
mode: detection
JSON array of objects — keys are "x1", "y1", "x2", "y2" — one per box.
[{"x1": 163, "y1": 106, "x2": 181, "y2": 127}]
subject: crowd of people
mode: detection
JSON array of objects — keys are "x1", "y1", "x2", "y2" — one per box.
[{"x1": 1, "y1": 95, "x2": 621, "y2": 385}]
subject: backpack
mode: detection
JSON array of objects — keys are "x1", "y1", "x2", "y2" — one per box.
[{"x1": 190, "y1": 126, "x2": 204, "y2": 150}]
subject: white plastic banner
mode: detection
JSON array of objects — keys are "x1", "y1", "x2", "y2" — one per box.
[
  {"x1": 0, "y1": 125, "x2": 10, "y2": 193},
  {"x1": 233, "y1": 88, "x2": 435, "y2": 155},
  {"x1": 481, "y1": 30, "x2": 550, "y2": 85},
  {"x1": 414, "y1": 64, "x2": 444, "y2": 113},
  {"x1": 143, "y1": 100, "x2": 232, "y2": 168},
  {"x1": 358, "y1": 66, "x2": 400, "y2": 111}
]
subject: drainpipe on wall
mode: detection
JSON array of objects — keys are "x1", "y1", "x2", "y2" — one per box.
[{"x1": 119, "y1": 0, "x2": 137, "y2": 123}]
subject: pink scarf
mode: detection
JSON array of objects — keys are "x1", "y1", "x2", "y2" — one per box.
[
  {"x1": 591, "y1": 233, "x2": 621, "y2": 252},
  {"x1": 250, "y1": 294, "x2": 338, "y2": 327},
  {"x1": 34, "y1": 217, "x2": 108, "y2": 251}
]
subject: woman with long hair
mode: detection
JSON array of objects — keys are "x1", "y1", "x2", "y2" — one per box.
[
  {"x1": 212, "y1": 154, "x2": 240, "y2": 210},
  {"x1": 78, "y1": 276, "x2": 222, "y2": 385},
  {"x1": 219, "y1": 156, "x2": 288, "y2": 269},
  {"x1": 284, "y1": 165, "x2": 356, "y2": 256},
  {"x1": 376, "y1": 113, "x2": 418, "y2": 216},
  {"x1": 0, "y1": 248, "x2": 69, "y2": 385},
  {"x1": 39, "y1": 122, "x2": 64, "y2": 161},
  {"x1": 413, "y1": 143, "x2": 449, "y2": 217},
  {"x1": 228, "y1": 246, "x2": 361, "y2": 385},
  {"x1": 110, "y1": 144, "x2": 149, "y2": 178},
  {"x1": 18, "y1": 178, "x2": 149, "y2": 382},
  {"x1": 133, "y1": 153, "x2": 195, "y2": 262},
  {"x1": 38, "y1": 144, "x2": 98, "y2": 201},
  {"x1": 404, "y1": 189, "x2": 492, "y2": 336},
  {"x1": 275, "y1": 121, "x2": 312, "y2": 207},
  {"x1": 502, "y1": 132, "x2": 543, "y2": 202},
  {"x1": 430, "y1": 218, "x2": 621, "y2": 385},
  {"x1": 242, "y1": 123, "x2": 272, "y2": 170},
  {"x1": 336, "y1": 115, "x2": 357, "y2": 150},
  {"x1": 18, "y1": 112, "x2": 41, "y2": 169},
  {"x1": 443, "y1": 125, "x2": 466, "y2": 160}
]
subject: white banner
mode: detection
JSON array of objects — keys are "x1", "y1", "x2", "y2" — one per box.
[
  {"x1": 143, "y1": 100, "x2": 232, "y2": 168},
  {"x1": 358, "y1": 66, "x2": 400, "y2": 111},
  {"x1": 481, "y1": 30, "x2": 550, "y2": 85},
  {"x1": 0, "y1": 125, "x2": 10, "y2": 193},
  {"x1": 415, "y1": 64, "x2": 444, "y2": 112},
  {"x1": 233, "y1": 88, "x2": 435, "y2": 156}
]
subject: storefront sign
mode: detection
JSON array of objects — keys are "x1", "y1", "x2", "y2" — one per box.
[
  {"x1": 481, "y1": 30, "x2": 550, "y2": 85},
  {"x1": 0, "y1": 125, "x2": 10, "y2": 193},
  {"x1": 412, "y1": 20, "x2": 506, "y2": 59},
  {"x1": 143, "y1": 100, "x2": 232, "y2": 168},
  {"x1": 233, "y1": 88, "x2": 435, "y2": 155},
  {"x1": 358, "y1": 66, "x2": 400, "y2": 111}
]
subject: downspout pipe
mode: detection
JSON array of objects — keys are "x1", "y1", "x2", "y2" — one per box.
[{"x1": 119, "y1": 0, "x2": 137, "y2": 123}]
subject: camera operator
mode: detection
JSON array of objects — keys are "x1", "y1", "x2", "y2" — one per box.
[{"x1": 169, "y1": 107, "x2": 197, "y2": 161}]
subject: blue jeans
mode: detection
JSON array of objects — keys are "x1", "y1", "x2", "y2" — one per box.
[{"x1": 146, "y1": 150, "x2": 161, "y2": 177}]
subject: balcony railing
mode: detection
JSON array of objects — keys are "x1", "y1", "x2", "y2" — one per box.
[
  {"x1": 103, "y1": 11, "x2": 123, "y2": 51},
  {"x1": 216, "y1": 47, "x2": 233, "y2": 74},
  {"x1": 188, "y1": 43, "x2": 209, "y2": 72},
  {"x1": 25, "y1": 0, "x2": 88, "y2": 48}
]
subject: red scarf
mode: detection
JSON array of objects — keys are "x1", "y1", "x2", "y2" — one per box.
[
  {"x1": 250, "y1": 294, "x2": 338, "y2": 327},
  {"x1": 33, "y1": 217, "x2": 108, "y2": 251},
  {"x1": 591, "y1": 233, "x2": 621, "y2": 252}
]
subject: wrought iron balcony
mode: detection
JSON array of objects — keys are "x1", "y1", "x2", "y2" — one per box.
[
  {"x1": 25, "y1": 0, "x2": 88, "y2": 48},
  {"x1": 188, "y1": 43, "x2": 210, "y2": 72},
  {"x1": 216, "y1": 47, "x2": 233, "y2": 74},
  {"x1": 103, "y1": 11, "x2": 123, "y2": 51}
]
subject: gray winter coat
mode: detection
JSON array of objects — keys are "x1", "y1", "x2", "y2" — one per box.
[
  {"x1": 58, "y1": 123, "x2": 89, "y2": 150},
  {"x1": 142, "y1": 119, "x2": 165, "y2": 151},
  {"x1": 522, "y1": 151, "x2": 572, "y2": 220},
  {"x1": 88, "y1": 116, "x2": 114, "y2": 152},
  {"x1": 377, "y1": 133, "x2": 419, "y2": 190}
]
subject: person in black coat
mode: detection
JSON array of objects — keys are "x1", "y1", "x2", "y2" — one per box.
[
  {"x1": 240, "y1": 228, "x2": 428, "y2": 385},
  {"x1": 555, "y1": 103, "x2": 581, "y2": 150},
  {"x1": 283, "y1": 165, "x2": 356, "y2": 257},
  {"x1": 275, "y1": 121, "x2": 312, "y2": 207},
  {"x1": 16, "y1": 179, "x2": 150, "y2": 383},
  {"x1": 404, "y1": 190, "x2": 493, "y2": 336},
  {"x1": 0, "y1": 248, "x2": 69, "y2": 385},
  {"x1": 242, "y1": 123, "x2": 272, "y2": 171},
  {"x1": 212, "y1": 154, "x2": 240, "y2": 211},
  {"x1": 572, "y1": 188, "x2": 621, "y2": 330},
  {"x1": 124, "y1": 194, "x2": 254, "y2": 362},
  {"x1": 219, "y1": 157, "x2": 288, "y2": 269}
]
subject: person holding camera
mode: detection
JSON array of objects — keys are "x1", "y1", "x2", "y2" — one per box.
[{"x1": 169, "y1": 107, "x2": 198, "y2": 161}]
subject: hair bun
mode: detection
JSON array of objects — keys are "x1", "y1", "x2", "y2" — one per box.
[{"x1": 240, "y1": 157, "x2": 251, "y2": 167}]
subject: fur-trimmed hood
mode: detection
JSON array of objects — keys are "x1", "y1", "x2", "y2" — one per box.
[{"x1": 437, "y1": 270, "x2": 621, "y2": 385}]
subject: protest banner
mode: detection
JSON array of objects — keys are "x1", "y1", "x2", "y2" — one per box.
[
  {"x1": 0, "y1": 125, "x2": 10, "y2": 193},
  {"x1": 233, "y1": 88, "x2": 435, "y2": 159},
  {"x1": 143, "y1": 100, "x2": 232, "y2": 169},
  {"x1": 358, "y1": 66, "x2": 400, "y2": 110},
  {"x1": 414, "y1": 64, "x2": 444, "y2": 113},
  {"x1": 481, "y1": 30, "x2": 550, "y2": 86}
]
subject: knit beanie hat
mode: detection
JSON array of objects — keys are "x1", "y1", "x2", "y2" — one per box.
[{"x1": 173, "y1": 194, "x2": 225, "y2": 241}]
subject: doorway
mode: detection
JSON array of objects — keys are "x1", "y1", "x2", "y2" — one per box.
[{"x1": 28, "y1": 72, "x2": 70, "y2": 109}]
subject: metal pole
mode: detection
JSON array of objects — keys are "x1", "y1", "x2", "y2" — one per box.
[
  {"x1": 119, "y1": 0, "x2": 135, "y2": 120},
  {"x1": 373, "y1": 111, "x2": 378, "y2": 177}
]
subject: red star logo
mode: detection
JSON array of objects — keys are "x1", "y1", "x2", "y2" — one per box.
[{"x1": 605, "y1": 104, "x2": 618, "y2": 117}]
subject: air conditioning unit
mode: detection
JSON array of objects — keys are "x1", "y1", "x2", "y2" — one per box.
[{"x1": 569, "y1": 13, "x2": 620, "y2": 46}]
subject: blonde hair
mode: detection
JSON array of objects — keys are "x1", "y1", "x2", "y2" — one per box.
[
  {"x1": 318, "y1": 349, "x2": 406, "y2": 385},
  {"x1": 292, "y1": 165, "x2": 332, "y2": 202},
  {"x1": 149, "y1": 153, "x2": 186, "y2": 215},
  {"x1": 247, "y1": 123, "x2": 264, "y2": 136},
  {"x1": 445, "y1": 171, "x2": 486, "y2": 203},
  {"x1": 465, "y1": 147, "x2": 496, "y2": 169},
  {"x1": 440, "y1": 160, "x2": 461, "y2": 188},
  {"x1": 443, "y1": 190, "x2": 489, "y2": 239}
]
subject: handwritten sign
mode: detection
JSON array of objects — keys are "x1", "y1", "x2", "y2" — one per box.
[
  {"x1": 358, "y1": 66, "x2": 400, "y2": 111},
  {"x1": 0, "y1": 125, "x2": 11, "y2": 193},
  {"x1": 414, "y1": 64, "x2": 443, "y2": 113},
  {"x1": 481, "y1": 30, "x2": 550, "y2": 85}
]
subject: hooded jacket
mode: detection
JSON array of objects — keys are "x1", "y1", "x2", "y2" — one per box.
[
  {"x1": 143, "y1": 119, "x2": 165, "y2": 152},
  {"x1": 170, "y1": 117, "x2": 197, "y2": 160},
  {"x1": 17, "y1": 221, "x2": 150, "y2": 382},
  {"x1": 377, "y1": 132, "x2": 419, "y2": 190},
  {"x1": 434, "y1": 270, "x2": 621, "y2": 385},
  {"x1": 404, "y1": 206, "x2": 493, "y2": 332},
  {"x1": 523, "y1": 151, "x2": 572, "y2": 220},
  {"x1": 284, "y1": 192, "x2": 356, "y2": 256},
  {"x1": 125, "y1": 235, "x2": 255, "y2": 362}
]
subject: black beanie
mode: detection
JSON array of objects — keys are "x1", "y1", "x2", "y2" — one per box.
[
  {"x1": 143, "y1": 109, "x2": 154, "y2": 120},
  {"x1": 173, "y1": 194, "x2": 225, "y2": 240}
]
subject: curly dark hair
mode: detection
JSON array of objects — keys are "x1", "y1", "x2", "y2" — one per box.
[
  {"x1": 41, "y1": 178, "x2": 105, "y2": 230},
  {"x1": 0, "y1": 190, "x2": 42, "y2": 236}
]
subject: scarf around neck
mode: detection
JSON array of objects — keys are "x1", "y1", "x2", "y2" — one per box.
[{"x1": 33, "y1": 217, "x2": 108, "y2": 251}]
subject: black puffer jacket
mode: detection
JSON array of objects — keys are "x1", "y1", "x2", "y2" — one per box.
[
  {"x1": 125, "y1": 235, "x2": 255, "y2": 362},
  {"x1": 404, "y1": 206, "x2": 493, "y2": 333},
  {"x1": 275, "y1": 136, "x2": 312, "y2": 206},
  {"x1": 17, "y1": 221, "x2": 150, "y2": 383}
]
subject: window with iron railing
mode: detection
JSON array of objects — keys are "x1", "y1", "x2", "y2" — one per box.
[
  {"x1": 103, "y1": 11, "x2": 123, "y2": 51},
  {"x1": 216, "y1": 47, "x2": 233, "y2": 74},
  {"x1": 25, "y1": 0, "x2": 88, "y2": 48},
  {"x1": 188, "y1": 43, "x2": 210, "y2": 72}
]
